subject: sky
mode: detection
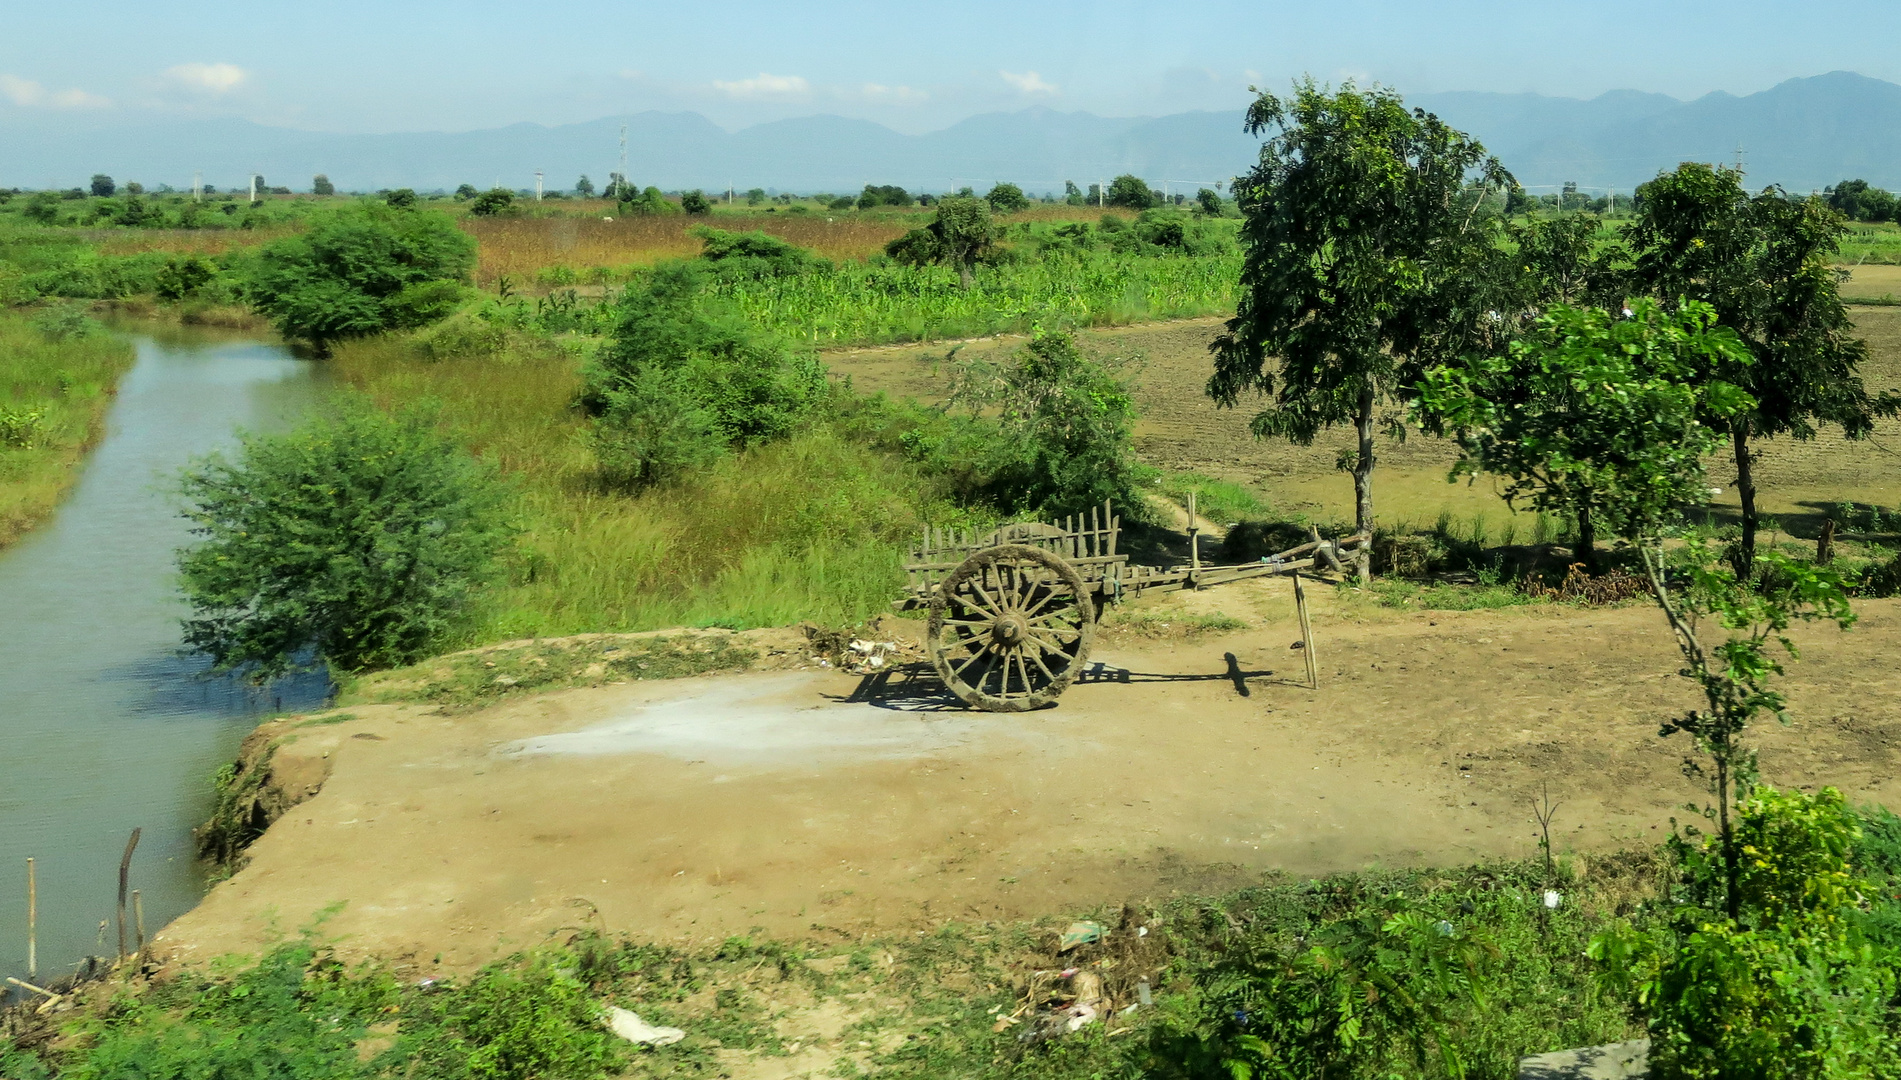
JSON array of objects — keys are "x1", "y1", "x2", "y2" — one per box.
[{"x1": 4, "y1": 0, "x2": 1900, "y2": 134}]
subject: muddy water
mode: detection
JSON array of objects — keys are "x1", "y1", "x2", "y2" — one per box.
[{"x1": 0, "y1": 326, "x2": 330, "y2": 987}]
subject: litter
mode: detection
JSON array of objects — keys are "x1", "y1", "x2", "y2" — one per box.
[
  {"x1": 1059, "y1": 920, "x2": 1105, "y2": 951},
  {"x1": 607, "y1": 1007, "x2": 685, "y2": 1046},
  {"x1": 1543, "y1": 890, "x2": 1563, "y2": 910}
]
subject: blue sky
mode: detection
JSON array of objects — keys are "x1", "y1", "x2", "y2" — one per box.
[{"x1": 3, "y1": 0, "x2": 1898, "y2": 134}]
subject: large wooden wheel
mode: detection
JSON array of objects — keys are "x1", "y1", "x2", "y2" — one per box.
[{"x1": 928, "y1": 544, "x2": 1095, "y2": 711}]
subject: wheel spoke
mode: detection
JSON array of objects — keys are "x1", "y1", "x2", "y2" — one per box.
[
  {"x1": 967, "y1": 578, "x2": 1005, "y2": 619},
  {"x1": 1016, "y1": 650, "x2": 1037, "y2": 693},
  {"x1": 952, "y1": 646, "x2": 991, "y2": 683},
  {"x1": 1028, "y1": 648, "x2": 1058, "y2": 683},
  {"x1": 1020, "y1": 583, "x2": 1065, "y2": 619}
]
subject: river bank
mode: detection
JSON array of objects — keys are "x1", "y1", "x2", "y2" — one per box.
[{"x1": 0, "y1": 308, "x2": 136, "y2": 551}]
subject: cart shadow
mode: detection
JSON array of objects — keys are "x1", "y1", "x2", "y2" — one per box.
[{"x1": 835, "y1": 652, "x2": 1283, "y2": 712}]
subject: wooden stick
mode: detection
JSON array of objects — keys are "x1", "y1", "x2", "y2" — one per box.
[
  {"x1": 1187, "y1": 491, "x2": 1200, "y2": 582},
  {"x1": 1293, "y1": 572, "x2": 1319, "y2": 690},
  {"x1": 116, "y1": 828, "x2": 140, "y2": 961},
  {"x1": 5, "y1": 977, "x2": 56, "y2": 1000},
  {"x1": 133, "y1": 889, "x2": 146, "y2": 961},
  {"x1": 26, "y1": 857, "x2": 35, "y2": 981}
]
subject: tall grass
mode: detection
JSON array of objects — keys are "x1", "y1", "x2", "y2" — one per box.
[
  {"x1": 327, "y1": 335, "x2": 955, "y2": 641},
  {"x1": 0, "y1": 307, "x2": 137, "y2": 548}
]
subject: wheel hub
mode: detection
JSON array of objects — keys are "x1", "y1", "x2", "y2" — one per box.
[{"x1": 990, "y1": 614, "x2": 1027, "y2": 647}]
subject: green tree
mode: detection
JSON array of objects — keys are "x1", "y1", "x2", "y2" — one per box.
[
  {"x1": 240, "y1": 202, "x2": 476, "y2": 353},
  {"x1": 883, "y1": 195, "x2": 995, "y2": 289},
  {"x1": 1105, "y1": 174, "x2": 1153, "y2": 209},
  {"x1": 1824, "y1": 178, "x2": 1895, "y2": 223},
  {"x1": 984, "y1": 182, "x2": 1029, "y2": 213},
  {"x1": 618, "y1": 186, "x2": 678, "y2": 216},
  {"x1": 1418, "y1": 299, "x2": 1754, "y2": 569},
  {"x1": 384, "y1": 187, "x2": 418, "y2": 209},
  {"x1": 176, "y1": 403, "x2": 512, "y2": 677},
  {"x1": 124, "y1": 181, "x2": 144, "y2": 195},
  {"x1": 312, "y1": 174, "x2": 335, "y2": 196},
  {"x1": 90, "y1": 173, "x2": 115, "y2": 197},
  {"x1": 745, "y1": 187, "x2": 766, "y2": 206},
  {"x1": 22, "y1": 191, "x2": 60, "y2": 224},
  {"x1": 856, "y1": 184, "x2": 911, "y2": 209},
  {"x1": 1209, "y1": 80, "x2": 1513, "y2": 538},
  {"x1": 1625, "y1": 163, "x2": 1899, "y2": 573},
  {"x1": 574, "y1": 174, "x2": 595, "y2": 198},
  {"x1": 680, "y1": 189, "x2": 711, "y2": 214},
  {"x1": 454, "y1": 183, "x2": 479, "y2": 201},
  {"x1": 1193, "y1": 187, "x2": 1224, "y2": 216},
  {"x1": 468, "y1": 187, "x2": 515, "y2": 216},
  {"x1": 1063, "y1": 180, "x2": 1084, "y2": 206}
]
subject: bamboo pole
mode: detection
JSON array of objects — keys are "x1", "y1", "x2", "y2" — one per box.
[
  {"x1": 25, "y1": 857, "x2": 35, "y2": 981},
  {"x1": 1293, "y1": 572, "x2": 1319, "y2": 689},
  {"x1": 133, "y1": 890, "x2": 146, "y2": 963},
  {"x1": 116, "y1": 828, "x2": 140, "y2": 961}
]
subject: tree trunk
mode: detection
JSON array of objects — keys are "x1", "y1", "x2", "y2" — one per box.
[
  {"x1": 1575, "y1": 503, "x2": 1598, "y2": 572},
  {"x1": 957, "y1": 260, "x2": 974, "y2": 291},
  {"x1": 1732, "y1": 425, "x2": 1758, "y2": 576},
  {"x1": 1352, "y1": 387, "x2": 1376, "y2": 541}
]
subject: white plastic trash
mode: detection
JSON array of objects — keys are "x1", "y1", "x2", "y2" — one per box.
[
  {"x1": 608, "y1": 1006, "x2": 685, "y2": 1046},
  {"x1": 1543, "y1": 890, "x2": 1562, "y2": 910}
]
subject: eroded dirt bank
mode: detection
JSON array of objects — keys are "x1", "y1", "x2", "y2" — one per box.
[{"x1": 154, "y1": 584, "x2": 1901, "y2": 975}]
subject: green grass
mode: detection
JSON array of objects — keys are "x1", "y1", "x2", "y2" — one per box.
[
  {"x1": 1155, "y1": 470, "x2": 1269, "y2": 526},
  {"x1": 342, "y1": 633, "x2": 763, "y2": 711},
  {"x1": 0, "y1": 305, "x2": 137, "y2": 548}
]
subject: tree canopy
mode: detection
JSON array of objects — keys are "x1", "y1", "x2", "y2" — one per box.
[
  {"x1": 884, "y1": 196, "x2": 996, "y2": 288},
  {"x1": 1208, "y1": 80, "x2": 1512, "y2": 536},
  {"x1": 984, "y1": 182, "x2": 1029, "y2": 213}
]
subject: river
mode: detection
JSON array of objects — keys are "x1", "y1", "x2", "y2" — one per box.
[{"x1": 0, "y1": 324, "x2": 330, "y2": 988}]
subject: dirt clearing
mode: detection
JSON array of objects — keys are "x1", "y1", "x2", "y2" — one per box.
[{"x1": 155, "y1": 584, "x2": 1901, "y2": 972}]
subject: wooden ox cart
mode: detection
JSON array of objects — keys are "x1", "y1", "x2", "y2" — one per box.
[{"x1": 897, "y1": 499, "x2": 1369, "y2": 711}]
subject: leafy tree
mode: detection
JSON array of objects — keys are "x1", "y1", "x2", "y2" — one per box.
[
  {"x1": 745, "y1": 187, "x2": 766, "y2": 206},
  {"x1": 1625, "y1": 162, "x2": 1900, "y2": 573},
  {"x1": 1064, "y1": 180, "x2": 1085, "y2": 206},
  {"x1": 22, "y1": 191, "x2": 59, "y2": 224},
  {"x1": 1105, "y1": 174, "x2": 1153, "y2": 209},
  {"x1": 1418, "y1": 299, "x2": 1754, "y2": 569},
  {"x1": 384, "y1": 187, "x2": 418, "y2": 209},
  {"x1": 312, "y1": 174, "x2": 335, "y2": 196},
  {"x1": 884, "y1": 196, "x2": 995, "y2": 289},
  {"x1": 946, "y1": 328, "x2": 1149, "y2": 518},
  {"x1": 89, "y1": 174, "x2": 114, "y2": 197},
  {"x1": 984, "y1": 182, "x2": 1029, "y2": 213},
  {"x1": 468, "y1": 187, "x2": 516, "y2": 216},
  {"x1": 856, "y1": 184, "x2": 911, "y2": 209},
  {"x1": 239, "y1": 202, "x2": 476, "y2": 353},
  {"x1": 691, "y1": 225, "x2": 825, "y2": 279},
  {"x1": 574, "y1": 174, "x2": 595, "y2": 198},
  {"x1": 1209, "y1": 80, "x2": 1512, "y2": 538},
  {"x1": 124, "y1": 181, "x2": 144, "y2": 195},
  {"x1": 618, "y1": 185, "x2": 678, "y2": 216},
  {"x1": 1824, "y1": 178, "x2": 1895, "y2": 223},
  {"x1": 176, "y1": 403, "x2": 512, "y2": 677},
  {"x1": 1193, "y1": 187, "x2": 1224, "y2": 216},
  {"x1": 454, "y1": 183, "x2": 479, "y2": 201},
  {"x1": 155, "y1": 255, "x2": 218, "y2": 301},
  {"x1": 680, "y1": 189, "x2": 711, "y2": 214},
  {"x1": 827, "y1": 195, "x2": 855, "y2": 210}
]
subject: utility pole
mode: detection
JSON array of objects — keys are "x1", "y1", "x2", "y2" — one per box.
[
  {"x1": 619, "y1": 123, "x2": 628, "y2": 199},
  {"x1": 1734, "y1": 144, "x2": 1746, "y2": 185},
  {"x1": 1098, "y1": 178, "x2": 1104, "y2": 207},
  {"x1": 535, "y1": 170, "x2": 544, "y2": 201},
  {"x1": 192, "y1": 171, "x2": 202, "y2": 203}
]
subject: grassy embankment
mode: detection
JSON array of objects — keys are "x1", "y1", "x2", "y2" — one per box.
[{"x1": 0, "y1": 308, "x2": 135, "y2": 548}]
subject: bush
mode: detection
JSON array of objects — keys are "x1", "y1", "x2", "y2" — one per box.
[
  {"x1": 154, "y1": 254, "x2": 218, "y2": 300},
  {"x1": 402, "y1": 954, "x2": 622, "y2": 1080},
  {"x1": 857, "y1": 184, "x2": 912, "y2": 209},
  {"x1": 468, "y1": 188, "x2": 515, "y2": 216},
  {"x1": 618, "y1": 186, "x2": 677, "y2": 216},
  {"x1": 680, "y1": 189, "x2": 711, "y2": 214},
  {"x1": 239, "y1": 203, "x2": 475, "y2": 351},
  {"x1": 690, "y1": 225, "x2": 826, "y2": 280},
  {"x1": 580, "y1": 264, "x2": 824, "y2": 489},
  {"x1": 1106, "y1": 173, "x2": 1154, "y2": 209},
  {"x1": 944, "y1": 327, "x2": 1151, "y2": 518},
  {"x1": 985, "y1": 182, "x2": 1029, "y2": 213},
  {"x1": 176, "y1": 402, "x2": 513, "y2": 676}
]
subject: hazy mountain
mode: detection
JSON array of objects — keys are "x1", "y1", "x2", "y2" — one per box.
[{"x1": 4, "y1": 71, "x2": 1899, "y2": 195}]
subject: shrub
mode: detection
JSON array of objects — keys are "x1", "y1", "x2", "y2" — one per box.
[
  {"x1": 680, "y1": 189, "x2": 711, "y2": 214},
  {"x1": 618, "y1": 186, "x2": 678, "y2": 216},
  {"x1": 176, "y1": 402, "x2": 513, "y2": 676},
  {"x1": 402, "y1": 953, "x2": 622, "y2": 1080},
  {"x1": 857, "y1": 183, "x2": 912, "y2": 209},
  {"x1": 985, "y1": 182, "x2": 1029, "y2": 213},
  {"x1": 385, "y1": 187, "x2": 419, "y2": 208},
  {"x1": 469, "y1": 187, "x2": 516, "y2": 216},
  {"x1": 690, "y1": 225, "x2": 826, "y2": 280},
  {"x1": 580, "y1": 264, "x2": 824, "y2": 489},
  {"x1": 239, "y1": 203, "x2": 475, "y2": 351},
  {"x1": 155, "y1": 254, "x2": 218, "y2": 300},
  {"x1": 29, "y1": 302, "x2": 101, "y2": 340}
]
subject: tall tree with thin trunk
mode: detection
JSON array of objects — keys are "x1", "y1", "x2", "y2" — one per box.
[
  {"x1": 1625, "y1": 163, "x2": 1899, "y2": 574},
  {"x1": 1208, "y1": 80, "x2": 1512, "y2": 538}
]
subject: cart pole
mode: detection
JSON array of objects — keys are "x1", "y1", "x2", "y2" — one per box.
[
  {"x1": 1187, "y1": 491, "x2": 1200, "y2": 585},
  {"x1": 1293, "y1": 572, "x2": 1319, "y2": 689},
  {"x1": 26, "y1": 857, "x2": 36, "y2": 981}
]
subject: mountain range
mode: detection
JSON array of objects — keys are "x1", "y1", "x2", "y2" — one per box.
[{"x1": 4, "y1": 71, "x2": 1900, "y2": 196}]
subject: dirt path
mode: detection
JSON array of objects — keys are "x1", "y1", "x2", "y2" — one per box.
[{"x1": 155, "y1": 586, "x2": 1901, "y2": 974}]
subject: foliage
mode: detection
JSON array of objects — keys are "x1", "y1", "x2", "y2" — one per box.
[
  {"x1": 468, "y1": 188, "x2": 516, "y2": 216},
  {"x1": 884, "y1": 196, "x2": 997, "y2": 288},
  {"x1": 1209, "y1": 79, "x2": 1513, "y2": 536},
  {"x1": 401, "y1": 954, "x2": 621, "y2": 1080},
  {"x1": 238, "y1": 202, "x2": 476, "y2": 351},
  {"x1": 1636, "y1": 541, "x2": 1857, "y2": 920},
  {"x1": 689, "y1": 225, "x2": 826, "y2": 280},
  {"x1": 0, "y1": 308, "x2": 135, "y2": 547},
  {"x1": 617, "y1": 185, "x2": 677, "y2": 217},
  {"x1": 943, "y1": 327, "x2": 1150, "y2": 518},
  {"x1": 1416, "y1": 299, "x2": 1755, "y2": 567},
  {"x1": 313, "y1": 174, "x2": 335, "y2": 196},
  {"x1": 176, "y1": 402, "x2": 514, "y2": 677},
  {"x1": 580, "y1": 264, "x2": 824, "y2": 489},
  {"x1": 679, "y1": 189, "x2": 711, "y2": 214},
  {"x1": 1194, "y1": 187, "x2": 1224, "y2": 216},
  {"x1": 154, "y1": 254, "x2": 218, "y2": 300},
  {"x1": 1105, "y1": 173, "x2": 1154, "y2": 209},
  {"x1": 1825, "y1": 179, "x2": 1894, "y2": 223},
  {"x1": 385, "y1": 187, "x2": 419, "y2": 209},
  {"x1": 985, "y1": 182, "x2": 1029, "y2": 213},
  {"x1": 89, "y1": 174, "x2": 114, "y2": 198},
  {"x1": 857, "y1": 183, "x2": 913, "y2": 209},
  {"x1": 1624, "y1": 162, "x2": 1899, "y2": 571},
  {"x1": 1592, "y1": 787, "x2": 1901, "y2": 1080}
]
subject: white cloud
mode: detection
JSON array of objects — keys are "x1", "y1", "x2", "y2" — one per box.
[
  {"x1": 857, "y1": 82, "x2": 926, "y2": 104},
  {"x1": 163, "y1": 62, "x2": 248, "y2": 94},
  {"x1": 711, "y1": 72, "x2": 810, "y2": 99},
  {"x1": 1000, "y1": 70, "x2": 1057, "y2": 95},
  {"x1": 1, "y1": 74, "x2": 110, "y2": 108}
]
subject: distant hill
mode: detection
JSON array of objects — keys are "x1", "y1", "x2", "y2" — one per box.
[{"x1": 5, "y1": 71, "x2": 1900, "y2": 195}]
